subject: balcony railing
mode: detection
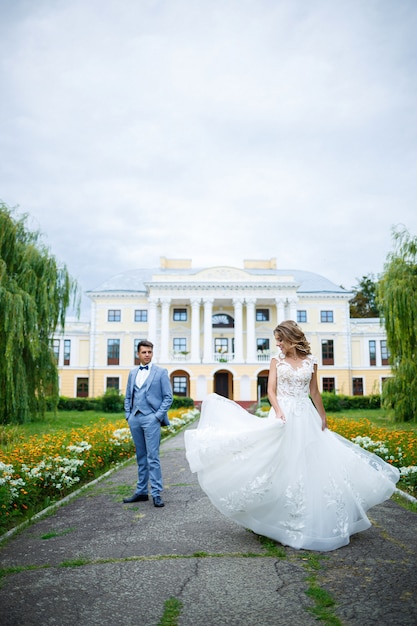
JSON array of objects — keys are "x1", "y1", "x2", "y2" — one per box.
[
  {"x1": 169, "y1": 351, "x2": 271, "y2": 363},
  {"x1": 214, "y1": 352, "x2": 234, "y2": 363},
  {"x1": 171, "y1": 352, "x2": 190, "y2": 362}
]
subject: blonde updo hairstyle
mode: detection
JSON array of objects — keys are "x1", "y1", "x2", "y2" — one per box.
[{"x1": 273, "y1": 320, "x2": 311, "y2": 356}]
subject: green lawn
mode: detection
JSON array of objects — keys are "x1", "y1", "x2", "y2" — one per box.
[{"x1": 4, "y1": 411, "x2": 125, "y2": 437}]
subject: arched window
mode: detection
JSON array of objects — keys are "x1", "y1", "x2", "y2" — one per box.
[
  {"x1": 170, "y1": 370, "x2": 190, "y2": 397},
  {"x1": 212, "y1": 313, "x2": 234, "y2": 328}
]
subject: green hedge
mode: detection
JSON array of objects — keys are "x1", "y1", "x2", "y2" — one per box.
[
  {"x1": 321, "y1": 392, "x2": 381, "y2": 411},
  {"x1": 46, "y1": 393, "x2": 194, "y2": 413},
  {"x1": 259, "y1": 393, "x2": 381, "y2": 412},
  {"x1": 49, "y1": 397, "x2": 102, "y2": 411},
  {"x1": 171, "y1": 396, "x2": 194, "y2": 409}
]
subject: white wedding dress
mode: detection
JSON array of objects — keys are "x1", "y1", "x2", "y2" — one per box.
[{"x1": 184, "y1": 355, "x2": 400, "y2": 551}]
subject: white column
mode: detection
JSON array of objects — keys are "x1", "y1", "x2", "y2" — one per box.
[
  {"x1": 233, "y1": 297, "x2": 244, "y2": 362},
  {"x1": 288, "y1": 297, "x2": 298, "y2": 322},
  {"x1": 159, "y1": 297, "x2": 171, "y2": 362},
  {"x1": 275, "y1": 298, "x2": 286, "y2": 326},
  {"x1": 88, "y1": 300, "x2": 97, "y2": 397},
  {"x1": 191, "y1": 298, "x2": 201, "y2": 362},
  {"x1": 202, "y1": 297, "x2": 214, "y2": 363},
  {"x1": 147, "y1": 298, "x2": 158, "y2": 344},
  {"x1": 245, "y1": 297, "x2": 256, "y2": 362},
  {"x1": 89, "y1": 300, "x2": 97, "y2": 370}
]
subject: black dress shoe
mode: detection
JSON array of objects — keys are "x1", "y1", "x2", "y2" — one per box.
[
  {"x1": 123, "y1": 494, "x2": 149, "y2": 503},
  {"x1": 153, "y1": 495, "x2": 165, "y2": 507}
]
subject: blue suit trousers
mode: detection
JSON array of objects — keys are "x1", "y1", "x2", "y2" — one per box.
[{"x1": 128, "y1": 412, "x2": 162, "y2": 497}]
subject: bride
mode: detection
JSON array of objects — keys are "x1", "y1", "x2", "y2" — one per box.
[{"x1": 184, "y1": 320, "x2": 399, "y2": 552}]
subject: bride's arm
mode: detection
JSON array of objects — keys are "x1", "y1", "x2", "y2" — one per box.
[
  {"x1": 309, "y1": 364, "x2": 328, "y2": 431},
  {"x1": 267, "y1": 358, "x2": 286, "y2": 422}
]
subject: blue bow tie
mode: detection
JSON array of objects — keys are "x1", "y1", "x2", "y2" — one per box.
[{"x1": 139, "y1": 365, "x2": 149, "y2": 370}]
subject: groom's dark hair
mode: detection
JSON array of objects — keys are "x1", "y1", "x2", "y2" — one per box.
[{"x1": 137, "y1": 340, "x2": 154, "y2": 351}]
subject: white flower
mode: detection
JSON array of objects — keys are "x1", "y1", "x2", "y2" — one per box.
[
  {"x1": 399, "y1": 466, "x2": 417, "y2": 476},
  {"x1": 110, "y1": 428, "x2": 132, "y2": 445},
  {"x1": 67, "y1": 441, "x2": 92, "y2": 454},
  {"x1": 0, "y1": 462, "x2": 26, "y2": 501},
  {"x1": 21, "y1": 456, "x2": 85, "y2": 490}
]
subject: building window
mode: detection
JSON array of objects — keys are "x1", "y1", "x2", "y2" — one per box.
[
  {"x1": 215, "y1": 338, "x2": 228, "y2": 355},
  {"x1": 106, "y1": 377, "x2": 119, "y2": 391},
  {"x1": 352, "y1": 378, "x2": 364, "y2": 396},
  {"x1": 76, "y1": 378, "x2": 89, "y2": 398},
  {"x1": 108, "y1": 309, "x2": 121, "y2": 322},
  {"x1": 256, "y1": 309, "x2": 269, "y2": 322},
  {"x1": 369, "y1": 340, "x2": 376, "y2": 366},
  {"x1": 173, "y1": 308, "x2": 187, "y2": 321},
  {"x1": 64, "y1": 339, "x2": 71, "y2": 366},
  {"x1": 173, "y1": 376, "x2": 187, "y2": 396},
  {"x1": 320, "y1": 310, "x2": 334, "y2": 323},
  {"x1": 107, "y1": 339, "x2": 120, "y2": 365},
  {"x1": 380, "y1": 340, "x2": 390, "y2": 365},
  {"x1": 134, "y1": 339, "x2": 142, "y2": 365},
  {"x1": 322, "y1": 377, "x2": 335, "y2": 393},
  {"x1": 52, "y1": 339, "x2": 60, "y2": 363},
  {"x1": 321, "y1": 339, "x2": 334, "y2": 365},
  {"x1": 134, "y1": 309, "x2": 148, "y2": 322},
  {"x1": 173, "y1": 338, "x2": 187, "y2": 352},
  {"x1": 257, "y1": 338, "x2": 270, "y2": 352},
  {"x1": 297, "y1": 310, "x2": 307, "y2": 323},
  {"x1": 212, "y1": 313, "x2": 234, "y2": 327}
]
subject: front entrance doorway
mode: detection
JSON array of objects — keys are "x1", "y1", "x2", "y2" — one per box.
[
  {"x1": 257, "y1": 371, "x2": 269, "y2": 401},
  {"x1": 214, "y1": 371, "x2": 233, "y2": 399}
]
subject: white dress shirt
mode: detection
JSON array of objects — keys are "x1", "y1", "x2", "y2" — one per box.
[{"x1": 136, "y1": 363, "x2": 152, "y2": 388}]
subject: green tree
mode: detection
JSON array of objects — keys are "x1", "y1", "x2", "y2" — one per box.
[
  {"x1": 377, "y1": 226, "x2": 417, "y2": 422},
  {"x1": 349, "y1": 274, "x2": 379, "y2": 318},
  {"x1": 0, "y1": 204, "x2": 78, "y2": 424}
]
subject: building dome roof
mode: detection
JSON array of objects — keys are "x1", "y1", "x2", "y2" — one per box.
[{"x1": 86, "y1": 265, "x2": 350, "y2": 296}]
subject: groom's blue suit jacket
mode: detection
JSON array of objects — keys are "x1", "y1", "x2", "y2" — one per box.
[{"x1": 124, "y1": 364, "x2": 173, "y2": 426}]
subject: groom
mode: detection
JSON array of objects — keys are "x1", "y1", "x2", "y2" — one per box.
[{"x1": 123, "y1": 340, "x2": 173, "y2": 507}]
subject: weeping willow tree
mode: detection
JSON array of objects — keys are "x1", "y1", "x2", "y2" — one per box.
[
  {"x1": 0, "y1": 204, "x2": 78, "y2": 424},
  {"x1": 377, "y1": 226, "x2": 417, "y2": 422}
]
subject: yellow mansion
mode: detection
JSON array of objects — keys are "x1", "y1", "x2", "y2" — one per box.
[{"x1": 54, "y1": 258, "x2": 390, "y2": 404}]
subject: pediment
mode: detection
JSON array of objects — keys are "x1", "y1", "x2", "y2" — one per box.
[{"x1": 195, "y1": 267, "x2": 250, "y2": 281}]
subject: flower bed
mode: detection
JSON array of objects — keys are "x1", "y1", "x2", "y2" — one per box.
[
  {"x1": 0, "y1": 408, "x2": 199, "y2": 534},
  {"x1": 326, "y1": 417, "x2": 417, "y2": 497}
]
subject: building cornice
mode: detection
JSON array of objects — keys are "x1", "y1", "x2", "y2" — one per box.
[
  {"x1": 145, "y1": 281, "x2": 297, "y2": 291},
  {"x1": 87, "y1": 286, "x2": 351, "y2": 300},
  {"x1": 300, "y1": 292, "x2": 351, "y2": 301}
]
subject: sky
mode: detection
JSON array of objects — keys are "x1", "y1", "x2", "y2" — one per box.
[{"x1": 1, "y1": 0, "x2": 416, "y2": 315}]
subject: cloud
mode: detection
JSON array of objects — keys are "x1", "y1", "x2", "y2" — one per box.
[{"x1": 0, "y1": 0, "x2": 416, "y2": 302}]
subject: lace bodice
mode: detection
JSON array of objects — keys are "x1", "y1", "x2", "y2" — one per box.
[{"x1": 275, "y1": 354, "x2": 316, "y2": 399}]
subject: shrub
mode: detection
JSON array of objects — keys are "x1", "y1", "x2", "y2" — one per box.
[
  {"x1": 57, "y1": 397, "x2": 101, "y2": 411},
  {"x1": 258, "y1": 393, "x2": 381, "y2": 412},
  {"x1": 321, "y1": 393, "x2": 381, "y2": 412},
  {"x1": 100, "y1": 389, "x2": 124, "y2": 413},
  {"x1": 171, "y1": 396, "x2": 194, "y2": 409},
  {"x1": 46, "y1": 394, "x2": 194, "y2": 413},
  {"x1": 321, "y1": 392, "x2": 343, "y2": 412}
]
